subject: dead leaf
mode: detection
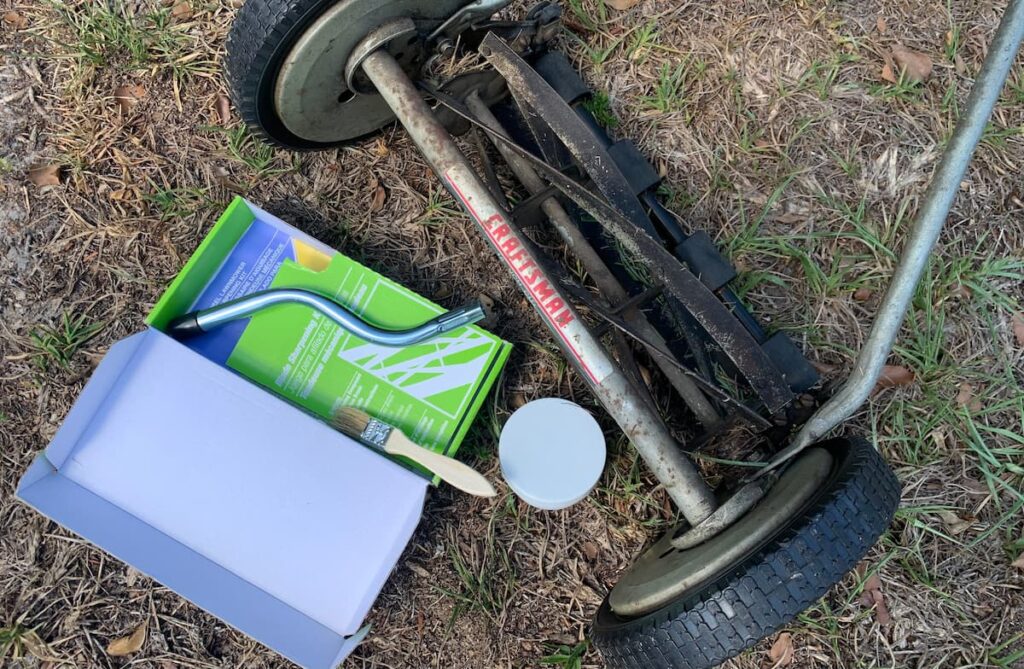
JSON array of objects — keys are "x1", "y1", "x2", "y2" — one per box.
[
  {"x1": 874, "y1": 365, "x2": 915, "y2": 392},
  {"x1": 1012, "y1": 313, "x2": 1024, "y2": 347},
  {"x1": 114, "y1": 84, "x2": 146, "y2": 113},
  {"x1": 853, "y1": 287, "x2": 873, "y2": 302},
  {"x1": 948, "y1": 282, "x2": 972, "y2": 300},
  {"x1": 582, "y1": 541, "x2": 599, "y2": 561},
  {"x1": 955, "y1": 382, "x2": 982, "y2": 412},
  {"x1": 374, "y1": 137, "x2": 389, "y2": 157},
  {"x1": 405, "y1": 562, "x2": 430, "y2": 578},
  {"x1": 369, "y1": 184, "x2": 386, "y2": 212},
  {"x1": 880, "y1": 52, "x2": 898, "y2": 84},
  {"x1": 772, "y1": 212, "x2": 804, "y2": 224},
  {"x1": 811, "y1": 360, "x2": 839, "y2": 376},
  {"x1": 858, "y1": 573, "x2": 880, "y2": 605},
  {"x1": 170, "y1": 1, "x2": 192, "y2": 20},
  {"x1": 876, "y1": 16, "x2": 887, "y2": 34},
  {"x1": 106, "y1": 622, "x2": 147, "y2": 657},
  {"x1": 477, "y1": 292, "x2": 495, "y2": 313},
  {"x1": 860, "y1": 573, "x2": 892, "y2": 626},
  {"x1": 954, "y1": 52, "x2": 967, "y2": 75},
  {"x1": 768, "y1": 632, "x2": 794, "y2": 667},
  {"x1": 28, "y1": 164, "x2": 62, "y2": 186},
  {"x1": 1011, "y1": 552, "x2": 1024, "y2": 571},
  {"x1": 936, "y1": 509, "x2": 973, "y2": 535},
  {"x1": 216, "y1": 94, "x2": 231, "y2": 125},
  {"x1": 605, "y1": 0, "x2": 640, "y2": 9},
  {"x1": 3, "y1": 10, "x2": 29, "y2": 29},
  {"x1": 961, "y1": 477, "x2": 989, "y2": 496},
  {"x1": 891, "y1": 45, "x2": 933, "y2": 83},
  {"x1": 877, "y1": 597, "x2": 893, "y2": 627}
]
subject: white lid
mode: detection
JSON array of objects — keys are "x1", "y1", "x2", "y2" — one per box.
[{"x1": 498, "y1": 398, "x2": 606, "y2": 510}]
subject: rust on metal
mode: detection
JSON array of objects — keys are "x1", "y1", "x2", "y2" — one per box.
[
  {"x1": 464, "y1": 92, "x2": 723, "y2": 428},
  {"x1": 475, "y1": 33, "x2": 794, "y2": 413},
  {"x1": 426, "y1": 66, "x2": 794, "y2": 413}
]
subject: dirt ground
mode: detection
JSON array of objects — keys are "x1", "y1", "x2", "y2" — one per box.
[{"x1": 1, "y1": 0, "x2": 1023, "y2": 668}]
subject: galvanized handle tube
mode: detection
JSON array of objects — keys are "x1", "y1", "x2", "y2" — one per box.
[
  {"x1": 167, "y1": 288, "x2": 487, "y2": 347},
  {"x1": 769, "y1": 0, "x2": 1024, "y2": 471},
  {"x1": 358, "y1": 48, "x2": 718, "y2": 524}
]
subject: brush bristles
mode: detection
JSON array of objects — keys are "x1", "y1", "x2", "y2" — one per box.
[{"x1": 332, "y1": 406, "x2": 371, "y2": 438}]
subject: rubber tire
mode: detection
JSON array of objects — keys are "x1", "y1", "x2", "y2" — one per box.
[
  {"x1": 225, "y1": 0, "x2": 371, "y2": 150},
  {"x1": 591, "y1": 437, "x2": 900, "y2": 669}
]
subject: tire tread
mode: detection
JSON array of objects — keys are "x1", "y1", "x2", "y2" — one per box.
[
  {"x1": 592, "y1": 438, "x2": 900, "y2": 669},
  {"x1": 224, "y1": 0, "x2": 333, "y2": 149}
]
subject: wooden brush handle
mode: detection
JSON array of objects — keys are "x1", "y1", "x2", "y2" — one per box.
[{"x1": 384, "y1": 432, "x2": 496, "y2": 497}]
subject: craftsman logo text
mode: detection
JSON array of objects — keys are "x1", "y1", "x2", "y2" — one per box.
[{"x1": 479, "y1": 212, "x2": 575, "y2": 329}]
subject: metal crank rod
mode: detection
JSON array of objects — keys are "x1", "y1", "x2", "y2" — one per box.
[{"x1": 358, "y1": 48, "x2": 717, "y2": 524}]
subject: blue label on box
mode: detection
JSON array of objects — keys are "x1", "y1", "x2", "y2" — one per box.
[{"x1": 187, "y1": 220, "x2": 297, "y2": 365}]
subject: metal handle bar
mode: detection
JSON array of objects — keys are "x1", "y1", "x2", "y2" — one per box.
[{"x1": 166, "y1": 288, "x2": 487, "y2": 346}]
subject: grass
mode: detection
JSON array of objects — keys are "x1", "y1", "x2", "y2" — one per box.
[
  {"x1": 981, "y1": 121, "x2": 1023, "y2": 150},
  {"x1": 437, "y1": 505, "x2": 518, "y2": 624},
  {"x1": 0, "y1": 624, "x2": 45, "y2": 662},
  {"x1": 867, "y1": 71, "x2": 928, "y2": 103},
  {"x1": 592, "y1": 437, "x2": 677, "y2": 529},
  {"x1": 583, "y1": 90, "x2": 619, "y2": 128},
  {"x1": 798, "y1": 53, "x2": 859, "y2": 100},
  {"x1": 568, "y1": 30, "x2": 624, "y2": 69},
  {"x1": 28, "y1": 312, "x2": 104, "y2": 372},
  {"x1": 626, "y1": 20, "x2": 659, "y2": 65},
  {"x1": 1005, "y1": 67, "x2": 1024, "y2": 105},
  {"x1": 540, "y1": 641, "x2": 589, "y2": 668},
  {"x1": 722, "y1": 166, "x2": 1024, "y2": 595},
  {"x1": 42, "y1": 1, "x2": 213, "y2": 81},
  {"x1": 144, "y1": 186, "x2": 210, "y2": 220},
  {"x1": 564, "y1": 0, "x2": 608, "y2": 33},
  {"x1": 207, "y1": 125, "x2": 298, "y2": 178},
  {"x1": 641, "y1": 61, "x2": 702, "y2": 114},
  {"x1": 416, "y1": 185, "x2": 463, "y2": 226},
  {"x1": 943, "y1": 1, "x2": 964, "y2": 66},
  {"x1": 989, "y1": 632, "x2": 1024, "y2": 668}
]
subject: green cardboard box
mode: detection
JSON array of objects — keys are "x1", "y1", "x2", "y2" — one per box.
[{"x1": 149, "y1": 197, "x2": 511, "y2": 476}]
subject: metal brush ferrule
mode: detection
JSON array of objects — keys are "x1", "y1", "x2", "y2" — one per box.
[{"x1": 360, "y1": 418, "x2": 393, "y2": 449}]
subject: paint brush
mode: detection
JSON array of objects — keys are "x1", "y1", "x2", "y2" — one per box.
[{"x1": 332, "y1": 407, "x2": 496, "y2": 497}]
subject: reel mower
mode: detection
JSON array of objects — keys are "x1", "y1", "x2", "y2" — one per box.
[{"x1": 222, "y1": 0, "x2": 1024, "y2": 666}]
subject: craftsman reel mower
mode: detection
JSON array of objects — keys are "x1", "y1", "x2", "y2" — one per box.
[{"x1": 222, "y1": 0, "x2": 1024, "y2": 665}]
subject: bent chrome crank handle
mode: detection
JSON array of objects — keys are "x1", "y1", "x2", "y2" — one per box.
[{"x1": 166, "y1": 288, "x2": 486, "y2": 346}]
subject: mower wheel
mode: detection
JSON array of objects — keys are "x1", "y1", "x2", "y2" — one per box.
[
  {"x1": 225, "y1": 0, "x2": 346, "y2": 150},
  {"x1": 591, "y1": 437, "x2": 899, "y2": 669},
  {"x1": 225, "y1": 0, "x2": 468, "y2": 149}
]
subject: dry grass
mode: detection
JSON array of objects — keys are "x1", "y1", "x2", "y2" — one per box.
[{"x1": 1, "y1": 0, "x2": 1023, "y2": 667}]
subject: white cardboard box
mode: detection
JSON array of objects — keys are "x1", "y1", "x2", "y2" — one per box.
[{"x1": 17, "y1": 202, "x2": 439, "y2": 669}]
